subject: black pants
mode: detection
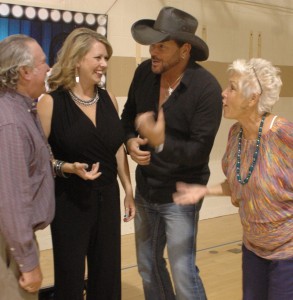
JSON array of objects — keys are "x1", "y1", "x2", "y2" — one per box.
[
  {"x1": 51, "y1": 181, "x2": 121, "y2": 300},
  {"x1": 242, "y1": 244, "x2": 293, "y2": 300}
]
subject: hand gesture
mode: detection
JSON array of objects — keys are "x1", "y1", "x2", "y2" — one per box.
[
  {"x1": 135, "y1": 109, "x2": 165, "y2": 147},
  {"x1": 173, "y1": 182, "x2": 208, "y2": 205},
  {"x1": 72, "y1": 162, "x2": 102, "y2": 180}
]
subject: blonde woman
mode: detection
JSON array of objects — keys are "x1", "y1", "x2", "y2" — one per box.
[{"x1": 38, "y1": 28, "x2": 135, "y2": 300}]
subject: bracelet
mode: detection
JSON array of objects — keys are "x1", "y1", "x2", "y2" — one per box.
[{"x1": 52, "y1": 160, "x2": 70, "y2": 178}]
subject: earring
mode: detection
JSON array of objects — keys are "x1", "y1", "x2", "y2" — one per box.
[{"x1": 75, "y1": 75, "x2": 79, "y2": 83}]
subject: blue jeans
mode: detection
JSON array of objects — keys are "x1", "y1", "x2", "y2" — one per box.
[{"x1": 134, "y1": 188, "x2": 207, "y2": 300}]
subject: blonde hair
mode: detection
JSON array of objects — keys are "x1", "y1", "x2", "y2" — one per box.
[
  {"x1": 47, "y1": 27, "x2": 113, "y2": 91},
  {"x1": 0, "y1": 34, "x2": 35, "y2": 90},
  {"x1": 228, "y1": 58, "x2": 282, "y2": 114}
]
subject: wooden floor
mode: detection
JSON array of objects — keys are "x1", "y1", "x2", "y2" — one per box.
[{"x1": 40, "y1": 214, "x2": 243, "y2": 300}]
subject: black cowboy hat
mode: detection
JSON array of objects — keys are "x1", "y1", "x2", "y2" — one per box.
[{"x1": 131, "y1": 6, "x2": 209, "y2": 61}]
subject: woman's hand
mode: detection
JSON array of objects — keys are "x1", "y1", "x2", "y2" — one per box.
[
  {"x1": 63, "y1": 162, "x2": 102, "y2": 180},
  {"x1": 173, "y1": 182, "x2": 208, "y2": 205},
  {"x1": 123, "y1": 194, "x2": 136, "y2": 222}
]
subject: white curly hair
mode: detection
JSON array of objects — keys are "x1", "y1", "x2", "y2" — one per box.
[{"x1": 227, "y1": 58, "x2": 282, "y2": 114}]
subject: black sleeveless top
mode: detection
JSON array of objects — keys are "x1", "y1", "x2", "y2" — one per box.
[{"x1": 49, "y1": 87, "x2": 124, "y2": 198}]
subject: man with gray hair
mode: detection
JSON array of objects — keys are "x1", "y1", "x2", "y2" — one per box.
[{"x1": 0, "y1": 34, "x2": 55, "y2": 299}]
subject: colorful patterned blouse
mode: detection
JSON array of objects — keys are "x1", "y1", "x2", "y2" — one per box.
[{"x1": 222, "y1": 117, "x2": 293, "y2": 260}]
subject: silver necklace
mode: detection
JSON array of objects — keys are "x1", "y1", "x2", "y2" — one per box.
[
  {"x1": 166, "y1": 74, "x2": 184, "y2": 96},
  {"x1": 69, "y1": 88, "x2": 99, "y2": 106}
]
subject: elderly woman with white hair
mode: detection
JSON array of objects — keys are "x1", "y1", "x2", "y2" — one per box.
[{"x1": 174, "y1": 58, "x2": 293, "y2": 300}]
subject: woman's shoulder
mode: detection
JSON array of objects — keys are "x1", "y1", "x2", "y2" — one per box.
[
  {"x1": 228, "y1": 122, "x2": 241, "y2": 138},
  {"x1": 48, "y1": 88, "x2": 71, "y2": 108},
  {"x1": 50, "y1": 87, "x2": 67, "y2": 98},
  {"x1": 100, "y1": 88, "x2": 119, "y2": 111},
  {"x1": 271, "y1": 116, "x2": 293, "y2": 135},
  {"x1": 273, "y1": 116, "x2": 292, "y2": 126},
  {"x1": 97, "y1": 86, "x2": 109, "y2": 97},
  {"x1": 269, "y1": 116, "x2": 293, "y2": 147}
]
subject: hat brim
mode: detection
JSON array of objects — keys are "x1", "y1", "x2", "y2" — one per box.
[{"x1": 131, "y1": 19, "x2": 209, "y2": 61}]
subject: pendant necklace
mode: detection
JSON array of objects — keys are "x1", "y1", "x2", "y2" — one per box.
[
  {"x1": 166, "y1": 73, "x2": 184, "y2": 96},
  {"x1": 69, "y1": 87, "x2": 99, "y2": 106},
  {"x1": 236, "y1": 113, "x2": 267, "y2": 185}
]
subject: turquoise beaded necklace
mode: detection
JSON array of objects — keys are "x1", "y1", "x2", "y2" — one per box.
[{"x1": 236, "y1": 113, "x2": 267, "y2": 185}]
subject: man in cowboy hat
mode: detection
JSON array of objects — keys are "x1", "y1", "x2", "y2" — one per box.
[{"x1": 121, "y1": 7, "x2": 222, "y2": 300}]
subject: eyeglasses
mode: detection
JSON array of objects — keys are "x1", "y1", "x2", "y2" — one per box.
[{"x1": 252, "y1": 66, "x2": 263, "y2": 95}]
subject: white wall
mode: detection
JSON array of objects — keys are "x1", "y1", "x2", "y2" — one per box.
[{"x1": 4, "y1": 0, "x2": 293, "y2": 64}]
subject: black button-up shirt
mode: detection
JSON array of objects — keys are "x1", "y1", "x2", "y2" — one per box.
[{"x1": 121, "y1": 59, "x2": 222, "y2": 203}]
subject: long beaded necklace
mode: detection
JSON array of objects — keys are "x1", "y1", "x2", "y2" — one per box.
[
  {"x1": 236, "y1": 113, "x2": 267, "y2": 185},
  {"x1": 68, "y1": 87, "x2": 99, "y2": 106}
]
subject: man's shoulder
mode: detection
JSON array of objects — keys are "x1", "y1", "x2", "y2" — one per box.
[
  {"x1": 0, "y1": 92, "x2": 29, "y2": 129},
  {"x1": 138, "y1": 58, "x2": 152, "y2": 67},
  {"x1": 132, "y1": 59, "x2": 155, "y2": 84},
  {"x1": 135, "y1": 59, "x2": 152, "y2": 73},
  {"x1": 0, "y1": 95, "x2": 17, "y2": 126},
  {"x1": 188, "y1": 61, "x2": 217, "y2": 78},
  {"x1": 185, "y1": 62, "x2": 221, "y2": 89}
]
